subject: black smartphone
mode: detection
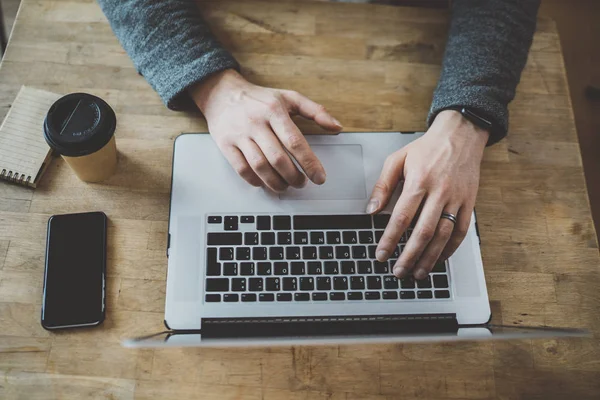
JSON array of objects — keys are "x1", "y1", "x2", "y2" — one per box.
[{"x1": 41, "y1": 211, "x2": 107, "y2": 330}]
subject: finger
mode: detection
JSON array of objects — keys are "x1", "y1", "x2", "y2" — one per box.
[
  {"x1": 412, "y1": 205, "x2": 460, "y2": 279},
  {"x1": 269, "y1": 110, "x2": 327, "y2": 185},
  {"x1": 391, "y1": 195, "x2": 445, "y2": 279},
  {"x1": 253, "y1": 128, "x2": 307, "y2": 188},
  {"x1": 439, "y1": 206, "x2": 472, "y2": 261},
  {"x1": 221, "y1": 146, "x2": 262, "y2": 187},
  {"x1": 375, "y1": 181, "x2": 425, "y2": 263},
  {"x1": 238, "y1": 140, "x2": 289, "y2": 192},
  {"x1": 366, "y1": 150, "x2": 407, "y2": 214},
  {"x1": 280, "y1": 90, "x2": 342, "y2": 131}
]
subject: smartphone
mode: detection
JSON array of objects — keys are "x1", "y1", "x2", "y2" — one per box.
[{"x1": 41, "y1": 211, "x2": 107, "y2": 330}]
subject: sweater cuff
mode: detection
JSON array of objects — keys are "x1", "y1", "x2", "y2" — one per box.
[{"x1": 427, "y1": 86, "x2": 509, "y2": 146}]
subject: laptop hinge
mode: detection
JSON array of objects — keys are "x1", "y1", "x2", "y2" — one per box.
[{"x1": 201, "y1": 314, "x2": 458, "y2": 338}]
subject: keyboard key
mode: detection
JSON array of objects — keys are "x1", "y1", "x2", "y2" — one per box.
[
  {"x1": 401, "y1": 291, "x2": 416, "y2": 299},
  {"x1": 330, "y1": 292, "x2": 346, "y2": 301},
  {"x1": 373, "y1": 214, "x2": 390, "y2": 229},
  {"x1": 205, "y1": 294, "x2": 220, "y2": 302},
  {"x1": 391, "y1": 246, "x2": 400, "y2": 258},
  {"x1": 375, "y1": 230, "x2": 384, "y2": 243},
  {"x1": 382, "y1": 291, "x2": 398, "y2": 299},
  {"x1": 335, "y1": 246, "x2": 351, "y2": 259},
  {"x1": 433, "y1": 275, "x2": 449, "y2": 288},
  {"x1": 348, "y1": 292, "x2": 363, "y2": 300},
  {"x1": 295, "y1": 293, "x2": 310, "y2": 301},
  {"x1": 341, "y1": 261, "x2": 356, "y2": 275},
  {"x1": 223, "y1": 262, "x2": 237, "y2": 276},
  {"x1": 300, "y1": 277, "x2": 315, "y2": 291},
  {"x1": 350, "y1": 276, "x2": 365, "y2": 290},
  {"x1": 308, "y1": 262, "x2": 322, "y2": 275},
  {"x1": 283, "y1": 277, "x2": 297, "y2": 291},
  {"x1": 435, "y1": 290, "x2": 451, "y2": 299},
  {"x1": 224, "y1": 293, "x2": 239, "y2": 302},
  {"x1": 367, "y1": 276, "x2": 382, "y2": 289},
  {"x1": 383, "y1": 276, "x2": 399, "y2": 289},
  {"x1": 208, "y1": 216, "x2": 222, "y2": 224},
  {"x1": 417, "y1": 290, "x2": 433, "y2": 299},
  {"x1": 266, "y1": 278, "x2": 281, "y2": 291},
  {"x1": 319, "y1": 246, "x2": 334, "y2": 259},
  {"x1": 417, "y1": 276, "x2": 432, "y2": 288},
  {"x1": 352, "y1": 246, "x2": 367, "y2": 259},
  {"x1": 368, "y1": 245, "x2": 377, "y2": 259},
  {"x1": 357, "y1": 261, "x2": 373, "y2": 274},
  {"x1": 224, "y1": 216, "x2": 238, "y2": 231},
  {"x1": 207, "y1": 232, "x2": 242, "y2": 246},
  {"x1": 274, "y1": 262, "x2": 289, "y2": 275},
  {"x1": 249, "y1": 278, "x2": 263, "y2": 291},
  {"x1": 302, "y1": 246, "x2": 317, "y2": 260},
  {"x1": 206, "y1": 278, "x2": 228, "y2": 292},
  {"x1": 206, "y1": 248, "x2": 220, "y2": 276},
  {"x1": 253, "y1": 247, "x2": 267, "y2": 260},
  {"x1": 236, "y1": 247, "x2": 251, "y2": 260},
  {"x1": 310, "y1": 232, "x2": 325, "y2": 245},
  {"x1": 277, "y1": 293, "x2": 292, "y2": 301},
  {"x1": 269, "y1": 247, "x2": 284, "y2": 260},
  {"x1": 342, "y1": 231, "x2": 358, "y2": 244},
  {"x1": 286, "y1": 247, "x2": 301, "y2": 260},
  {"x1": 317, "y1": 277, "x2": 332, "y2": 290},
  {"x1": 277, "y1": 232, "x2": 292, "y2": 245},
  {"x1": 401, "y1": 277, "x2": 415, "y2": 289},
  {"x1": 313, "y1": 292, "x2": 328, "y2": 301},
  {"x1": 294, "y1": 232, "x2": 308, "y2": 245},
  {"x1": 326, "y1": 231, "x2": 341, "y2": 244},
  {"x1": 359, "y1": 231, "x2": 374, "y2": 244},
  {"x1": 259, "y1": 293, "x2": 274, "y2": 302},
  {"x1": 324, "y1": 261, "x2": 339, "y2": 274},
  {"x1": 240, "y1": 262, "x2": 255, "y2": 276},
  {"x1": 219, "y1": 247, "x2": 234, "y2": 261},
  {"x1": 433, "y1": 261, "x2": 447, "y2": 273},
  {"x1": 257, "y1": 216, "x2": 271, "y2": 230},
  {"x1": 273, "y1": 216, "x2": 291, "y2": 230},
  {"x1": 257, "y1": 262, "x2": 271, "y2": 275},
  {"x1": 245, "y1": 232, "x2": 259, "y2": 245},
  {"x1": 206, "y1": 262, "x2": 221, "y2": 276},
  {"x1": 334, "y1": 276, "x2": 348, "y2": 290},
  {"x1": 374, "y1": 261, "x2": 389, "y2": 274},
  {"x1": 241, "y1": 216, "x2": 254, "y2": 223},
  {"x1": 365, "y1": 291, "x2": 381, "y2": 300},
  {"x1": 232, "y1": 278, "x2": 246, "y2": 291},
  {"x1": 291, "y1": 262, "x2": 305, "y2": 275},
  {"x1": 261, "y1": 232, "x2": 275, "y2": 245},
  {"x1": 294, "y1": 215, "x2": 372, "y2": 230},
  {"x1": 242, "y1": 293, "x2": 257, "y2": 302}
]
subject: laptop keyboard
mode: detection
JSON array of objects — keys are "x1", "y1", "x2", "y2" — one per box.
[{"x1": 204, "y1": 214, "x2": 451, "y2": 303}]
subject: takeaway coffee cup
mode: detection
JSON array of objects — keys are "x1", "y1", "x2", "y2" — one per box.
[{"x1": 43, "y1": 93, "x2": 117, "y2": 183}]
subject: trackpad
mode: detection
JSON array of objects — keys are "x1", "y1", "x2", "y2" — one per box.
[{"x1": 280, "y1": 144, "x2": 367, "y2": 201}]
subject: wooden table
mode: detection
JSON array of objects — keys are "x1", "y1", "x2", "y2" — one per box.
[{"x1": 1, "y1": 1, "x2": 599, "y2": 398}]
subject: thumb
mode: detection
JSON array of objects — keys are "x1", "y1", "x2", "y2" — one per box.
[
  {"x1": 280, "y1": 90, "x2": 342, "y2": 131},
  {"x1": 366, "y1": 149, "x2": 407, "y2": 214}
]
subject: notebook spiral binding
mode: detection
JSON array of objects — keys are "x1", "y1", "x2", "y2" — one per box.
[{"x1": 0, "y1": 168, "x2": 32, "y2": 185}]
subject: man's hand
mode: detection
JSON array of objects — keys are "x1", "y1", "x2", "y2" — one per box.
[
  {"x1": 189, "y1": 69, "x2": 342, "y2": 192},
  {"x1": 366, "y1": 110, "x2": 489, "y2": 280}
]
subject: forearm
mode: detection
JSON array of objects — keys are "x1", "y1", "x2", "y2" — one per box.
[
  {"x1": 428, "y1": 0, "x2": 540, "y2": 145},
  {"x1": 97, "y1": 0, "x2": 239, "y2": 110}
]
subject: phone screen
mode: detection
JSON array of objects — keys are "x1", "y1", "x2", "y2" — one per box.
[{"x1": 42, "y1": 212, "x2": 107, "y2": 329}]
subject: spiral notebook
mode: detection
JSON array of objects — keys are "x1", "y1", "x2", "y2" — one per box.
[{"x1": 0, "y1": 86, "x2": 62, "y2": 188}]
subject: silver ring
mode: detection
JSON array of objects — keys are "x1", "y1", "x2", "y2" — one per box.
[{"x1": 441, "y1": 212, "x2": 457, "y2": 224}]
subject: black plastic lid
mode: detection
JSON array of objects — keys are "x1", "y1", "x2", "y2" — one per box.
[{"x1": 43, "y1": 93, "x2": 116, "y2": 157}]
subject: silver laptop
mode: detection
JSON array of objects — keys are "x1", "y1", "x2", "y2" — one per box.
[{"x1": 124, "y1": 132, "x2": 587, "y2": 347}]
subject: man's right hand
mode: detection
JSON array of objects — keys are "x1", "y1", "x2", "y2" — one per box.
[{"x1": 189, "y1": 69, "x2": 343, "y2": 192}]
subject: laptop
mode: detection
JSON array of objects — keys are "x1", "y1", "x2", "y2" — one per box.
[{"x1": 124, "y1": 132, "x2": 587, "y2": 347}]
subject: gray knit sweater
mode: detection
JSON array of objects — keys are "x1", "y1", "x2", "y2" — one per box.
[{"x1": 97, "y1": 0, "x2": 540, "y2": 145}]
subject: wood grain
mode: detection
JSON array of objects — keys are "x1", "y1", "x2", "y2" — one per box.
[{"x1": 0, "y1": 0, "x2": 599, "y2": 399}]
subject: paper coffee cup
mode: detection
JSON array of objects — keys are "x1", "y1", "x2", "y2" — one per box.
[{"x1": 43, "y1": 93, "x2": 117, "y2": 183}]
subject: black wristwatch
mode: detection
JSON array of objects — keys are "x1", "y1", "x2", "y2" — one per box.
[{"x1": 445, "y1": 106, "x2": 495, "y2": 134}]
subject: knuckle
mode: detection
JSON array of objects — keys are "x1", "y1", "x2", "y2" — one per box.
[
  {"x1": 416, "y1": 227, "x2": 435, "y2": 242},
  {"x1": 235, "y1": 164, "x2": 252, "y2": 177},
  {"x1": 315, "y1": 103, "x2": 327, "y2": 114},
  {"x1": 271, "y1": 152, "x2": 288, "y2": 168},
  {"x1": 391, "y1": 212, "x2": 411, "y2": 228},
  {"x1": 286, "y1": 134, "x2": 305, "y2": 152},
  {"x1": 373, "y1": 181, "x2": 391, "y2": 195},
  {"x1": 438, "y1": 222, "x2": 455, "y2": 238},
  {"x1": 249, "y1": 156, "x2": 269, "y2": 171}
]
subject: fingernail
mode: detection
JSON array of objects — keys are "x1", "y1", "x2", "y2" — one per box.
[
  {"x1": 332, "y1": 118, "x2": 343, "y2": 128},
  {"x1": 313, "y1": 171, "x2": 326, "y2": 185},
  {"x1": 376, "y1": 250, "x2": 389, "y2": 262},
  {"x1": 366, "y1": 199, "x2": 379, "y2": 214}
]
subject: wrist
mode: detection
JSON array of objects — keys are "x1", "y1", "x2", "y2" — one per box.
[
  {"x1": 188, "y1": 69, "x2": 248, "y2": 116},
  {"x1": 432, "y1": 110, "x2": 490, "y2": 150}
]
